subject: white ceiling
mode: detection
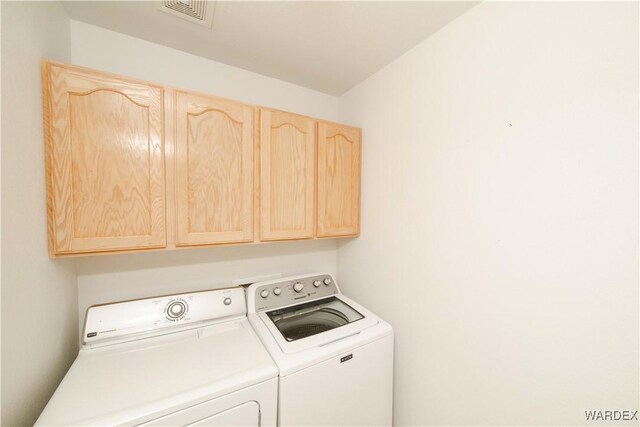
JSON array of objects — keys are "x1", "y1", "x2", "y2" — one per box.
[{"x1": 63, "y1": 1, "x2": 479, "y2": 95}]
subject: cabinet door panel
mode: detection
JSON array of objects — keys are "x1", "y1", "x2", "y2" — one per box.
[
  {"x1": 175, "y1": 92, "x2": 254, "y2": 246},
  {"x1": 317, "y1": 122, "x2": 361, "y2": 237},
  {"x1": 44, "y1": 62, "x2": 166, "y2": 254},
  {"x1": 260, "y1": 110, "x2": 315, "y2": 240}
]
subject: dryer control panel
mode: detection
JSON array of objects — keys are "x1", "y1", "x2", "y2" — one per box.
[
  {"x1": 83, "y1": 287, "x2": 245, "y2": 345},
  {"x1": 250, "y1": 274, "x2": 338, "y2": 312}
]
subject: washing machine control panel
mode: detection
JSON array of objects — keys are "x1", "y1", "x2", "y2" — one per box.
[
  {"x1": 253, "y1": 274, "x2": 338, "y2": 311},
  {"x1": 83, "y1": 287, "x2": 245, "y2": 344}
]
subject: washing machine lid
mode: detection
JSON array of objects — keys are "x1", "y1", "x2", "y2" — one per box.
[{"x1": 36, "y1": 318, "x2": 277, "y2": 426}]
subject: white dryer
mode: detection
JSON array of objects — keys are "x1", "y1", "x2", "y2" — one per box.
[
  {"x1": 36, "y1": 287, "x2": 278, "y2": 426},
  {"x1": 246, "y1": 273, "x2": 393, "y2": 427}
]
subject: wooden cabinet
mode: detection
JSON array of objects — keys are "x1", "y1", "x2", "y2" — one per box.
[
  {"x1": 317, "y1": 122, "x2": 361, "y2": 237},
  {"x1": 260, "y1": 110, "x2": 315, "y2": 240},
  {"x1": 43, "y1": 62, "x2": 166, "y2": 255},
  {"x1": 42, "y1": 61, "x2": 362, "y2": 257},
  {"x1": 174, "y1": 91, "x2": 255, "y2": 246}
]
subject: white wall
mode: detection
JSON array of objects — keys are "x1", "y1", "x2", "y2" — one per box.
[
  {"x1": 337, "y1": 2, "x2": 639, "y2": 426},
  {"x1": 69, "y1": 22, "x2": 341, "y2": 328},
  {"x1": 76, "y1": 241, "x2": 337, "y2": 324},
  {"x1": 0, "y1": 0, "x2": 3, "y2": 417},
  {"x1": 0, "y1": 2, "x2": 78, "y2": 426},
  {"x1": 69, "y1": 20, "x2": 340, "y2": 121}
]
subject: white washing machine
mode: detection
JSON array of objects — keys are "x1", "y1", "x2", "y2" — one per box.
[
  {"x1": 246, "y1": 273, "x2": 393, "y2": 427},
  {"x1": 36, "y1": 287, "x2": 278, "y2": 426}
]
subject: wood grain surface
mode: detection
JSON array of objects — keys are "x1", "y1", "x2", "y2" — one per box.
[
  {"x1": 260, "y1": 110, "x2": 315, "y2": 240},
  {"x1": 42, "y1": 60, "x2": 361, "y2": 257},
  {"x1": 317, "y1": 121, "x2": 361, "y2": 237},
  {"x1": 175, "y1": 91, "x2": 254, "y2": 246},
  {"x1": 43, "y1": 61, "x2": 166, "y2": 255}
]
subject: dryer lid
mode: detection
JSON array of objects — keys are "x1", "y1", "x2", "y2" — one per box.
[{"x1": 35, "y1": 318, "x2": 277, "y2": 426}]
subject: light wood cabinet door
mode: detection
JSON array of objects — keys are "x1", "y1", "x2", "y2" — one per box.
[
  {"x1": 317, "y1": 122, "x2": 361, "y2": 237},
  {"x1": 175, "y1": 91, "x2": 254, "y2": 246},
  {"x1": 260, "y1": 110, "x2": 315, "y2": 240},
  {"x1": 43, "y1": 62, "x2": 166, "y2": 255}
]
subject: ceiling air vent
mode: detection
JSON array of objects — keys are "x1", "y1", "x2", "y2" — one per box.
[{"x1": 155, "y1": 0, "x2": 215, "y2": 28}]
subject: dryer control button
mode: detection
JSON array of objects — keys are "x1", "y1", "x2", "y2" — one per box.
[
  {"x1": 293, "y1": 282, "x2": 304, "y2": 293},
  {"x1": 260, "y1": 289, "x2": 270, "y2": 299},
  {"x1": 313, "y1": 280, "x2": 321, "y2": 287},
  {"x1": 273, "y1": 287, "x2": 282, "y2": 296},
  {"x1": 166, "y1": 300, "x2": 187, "y2": 320},
  {"x1": 323, "y1": 278, "x2": 332, "y2": 286},
  {"x1": 223, "y1": 297, "x2": 232, "y2": 306}
]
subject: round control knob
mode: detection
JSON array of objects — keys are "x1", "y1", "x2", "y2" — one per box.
[
  {"x1": 323, "y1": 278, "x2": 332, "y2": 286},
  {"x1": 223, "y1": 297, "x2": 232, "y2": 306},
  {"x1": 313, "y1": 280, "x2": 321, "y2": 288},
  {"x1": 260, "y1": 289, "x2": 270, "y2": 299},
  {"x1": 293, "y1": 282, "x2": 304, "y2": 293},
  {"x1": 166, "y1": 300, "x2": 187, "y2": 319},
  {"x1": 273, "y1": 287, "x2": 282, "y2": 296}
]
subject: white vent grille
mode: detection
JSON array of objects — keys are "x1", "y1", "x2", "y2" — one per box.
[{"x1": 155, "y1": 0, "x2": 215, "y2": 28}]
